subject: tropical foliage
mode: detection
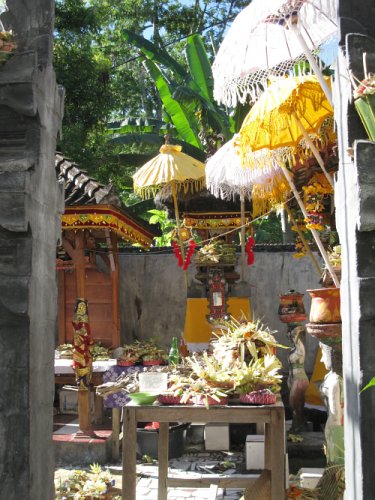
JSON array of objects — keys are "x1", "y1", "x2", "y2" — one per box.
[{"x1": 54, "y1": 0, "x2": 248, "y2": 197}]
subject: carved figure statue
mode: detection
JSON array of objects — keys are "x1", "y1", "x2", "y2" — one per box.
[
  {"x1": 320, "y1": 344, "x2": 345, "y2": 464},
  {"x1": 288, "y1": 324, "x2": 309, "y2": 433},
  {"x1": 72, "y1": 298, "x2": 94, "y2": 389}
]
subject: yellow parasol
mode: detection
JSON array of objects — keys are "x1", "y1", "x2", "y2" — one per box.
[
  {"x1": 133, "y1": 143, "x2": 206, "y2": 200},
  {"x1": 238, "y1": 75, "x2": 334, "y2": 188},
  {"x1": 238, "y1": 76, "x2": 338, "y2": 286},
  {"x1": 133, "y1": 141, "x2": 206, "y2": 283}
]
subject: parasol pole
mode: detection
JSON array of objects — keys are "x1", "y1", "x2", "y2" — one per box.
[
  {"x1": 279, "y1": 164, "x2": 339, "y2": 287},
  {"x1": 240, "y1": 194, "x2": 246, "y2": 281},
  {"x1": 284, "y1": 203, "x2": 322, "y2": 277},
  {"x1": 286, "y1": 18, "x2": 333, "y2": 107},
  {"x1": 291, "y1": 110, "x2": 334, "y2": 189},
  {"x1": 171, "y1": 180, "x2": 188, "y2": 288}
]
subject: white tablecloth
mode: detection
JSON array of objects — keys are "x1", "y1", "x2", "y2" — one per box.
[{"x1": 54, "y1": 359, "x2": 117, "y2": 374}]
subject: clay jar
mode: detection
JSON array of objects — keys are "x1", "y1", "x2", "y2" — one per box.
[
  {"x1": 278, "y1": 290, "x2": 307, "y2": 324},
  {"x1": 307, "y1": 287, "x2": 341, "y2": 324}
]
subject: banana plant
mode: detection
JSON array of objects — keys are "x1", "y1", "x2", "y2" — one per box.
[{"x1": 109, "y1": 30, "x2": 233, "y2": 158}]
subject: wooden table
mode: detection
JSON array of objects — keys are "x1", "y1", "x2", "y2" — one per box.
[{"x1": 122, "y1": 401, "x2": 285, "y2": 500}]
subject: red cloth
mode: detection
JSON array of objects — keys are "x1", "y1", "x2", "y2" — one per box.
[
  {"x1": 245, "y1": 236, "x2": 255, "y2": 265},
  {"x1": 144, "y1": 422, "x2": 160, "y2": 430}
]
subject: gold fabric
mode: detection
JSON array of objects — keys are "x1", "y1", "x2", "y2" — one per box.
[
  {"x1": 183, "y1": 297, "x2": 251, "y2": 343},
  {"x1": 304, "y1": 347, "x2": 328, "y2": 407}
]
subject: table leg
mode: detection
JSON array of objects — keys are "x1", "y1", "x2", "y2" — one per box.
[
  {"x1": 122, "y1": 407, "x2": 137, "y2": 500},
  {"x1": 270, "y1": 408, "x2": 285, "y2": 500},
  {"x1": 93, "y1": 391, "x2": 104, "y2": 424},
  {"x1": 112, "y1": 408, "x2": 121, "y2": 461},
  {"x1": 264, "y1": 421, "x2": 271, "y2": 470},
  {"x1": 158, "y1": 422, "x2": 169, "y2": 500}
]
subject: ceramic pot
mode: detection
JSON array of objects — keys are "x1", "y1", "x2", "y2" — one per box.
[
  {"x1": 278, "y1": 290, "x2": 307, "y2": 323},
  {"x1": 307, "y1": 287, "x2": 341, "y2": 324}
]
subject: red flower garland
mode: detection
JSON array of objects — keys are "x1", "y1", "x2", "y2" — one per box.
[
  {"x1": 172, "y1": 239, "x2": 197, "y2": 270},
  {"x1": 245, "y1": 236, "x2": 255, "y2": 265},
  {"x1": 172, "y1": 240, "x2": 183, "y2": 267},
  {"x1": 183, "y1": 240, "x2": 197, "y2": 270}
]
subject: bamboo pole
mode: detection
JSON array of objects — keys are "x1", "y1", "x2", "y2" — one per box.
[
  {"x1": 291, "y1": 110, "x2": 334, "y2": 189},
  {"x1": 286, "y1": 19, "x2": 333, "y2": 107},
  {"x1": 284, "y1": 203, "x2": 322, "y2": 277},
  {"x1": 280, "y1": 164, "x2": 339, "y2": 287},
  {"x1": 240, "y1": 196, "x2": 246, "y2": 281}
]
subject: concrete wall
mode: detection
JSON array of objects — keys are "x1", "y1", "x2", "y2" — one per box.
[{"x1": 119, "y1": 249, "x2": 323, "y2": 374}]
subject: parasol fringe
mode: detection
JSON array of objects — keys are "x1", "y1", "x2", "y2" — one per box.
[
  {"x1": 137, "y1": 178, "x2": 206, "y2": 202},
  {"x1": 251, "y1": 170, "x2": 291, "y2": 217},
  {"x1": 207, "y1": 183, "x2": 253, "y2": 202}
]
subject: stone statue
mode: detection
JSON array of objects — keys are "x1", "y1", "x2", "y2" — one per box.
[
  {"x1": 72, "y1": 298, "x2": 94, "y2": 389},
  {"x1": 320, "y1": 344, "x2": 344, "y2": 464},
  {"x1": 288, "y1": 324, "x2": 309, "y2": 433}
]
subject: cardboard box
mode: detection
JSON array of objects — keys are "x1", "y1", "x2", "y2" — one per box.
[
  {"x1": 59, "y1": 386, "x2": 94, "y2": 415},
  {"x1": 204, "y1": 424, "x2": 230, "y2": 451},
  {"x1": 246, "y1": 435, "x2": 265, "y2": 470}
]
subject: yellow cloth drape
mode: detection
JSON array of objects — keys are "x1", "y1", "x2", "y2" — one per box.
[
  {"x1": 184, "y1": 297, "x2": 251, "y2": 343},
  {"x1": 304, "y1": 347, "x2": 328, "y2": 407}
]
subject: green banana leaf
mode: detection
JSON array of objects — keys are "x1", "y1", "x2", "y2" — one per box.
[
  {"x1": 186, "y1": 34, "x2": 214, "y2": 101},
  {"x1": 122, "y1": 29, "x2": 187, "y2": 81},
  {"x1": 107, "y1": 117, "x2": 166, "y2": 130},
  {"x1": 143, "y1": 59, "x2": 202, "y2": 148},
  {"x1": 108, "y1": 124, "x2": 154, "y2": 134},
  {"x1": 173, "y1": 85, "x2": 231, "y2": 139}
]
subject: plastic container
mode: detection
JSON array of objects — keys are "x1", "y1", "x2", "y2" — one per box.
[
  {"x1": 139, "y1": 372, "x2": 168, "y2": 394},
  {"x1": 136, "y1": 423, "x2": 190, "y2": 459}
]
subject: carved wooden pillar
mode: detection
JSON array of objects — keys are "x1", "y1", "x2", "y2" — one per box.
[{"x1": 63, "y1": 230, "x2": 93, "y2": 434}]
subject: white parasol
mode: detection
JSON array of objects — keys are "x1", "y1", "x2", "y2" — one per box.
[
  {"x1": 212, "y1": 0, "x2": 337, "y2": 107},
  {"x1": 205, "y1": 136, "x2": 290, "y2": 279}
]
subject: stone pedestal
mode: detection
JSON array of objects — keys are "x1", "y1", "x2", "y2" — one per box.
[{"x1": 306, "y1": 323, "x2": 344, "y2": 465}]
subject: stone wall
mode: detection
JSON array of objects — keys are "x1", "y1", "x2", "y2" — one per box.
[
  {"x1": 0, "y1": 1, "x2": 63, "y2": 498},
  {"x1": 119, "y1": 250, "x2": 323, "y2": 374},
  {"x1": 335, "y1": 1, "x2": 375, "y2": 495}
]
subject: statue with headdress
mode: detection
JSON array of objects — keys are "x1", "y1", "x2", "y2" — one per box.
[{"x1": 72, "y1": 298, "x2": 94, "y2": 389}]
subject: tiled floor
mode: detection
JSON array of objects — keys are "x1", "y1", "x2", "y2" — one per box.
[
  {"x1": 104, "y1": 451, "x2": 255, "y2": 499},
  {"x1": 55, "y1": 450, "x2": 254, "y2": 499},
  {"x1": 53, "y1": 415, "x2": 252, "y2": 498}
]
